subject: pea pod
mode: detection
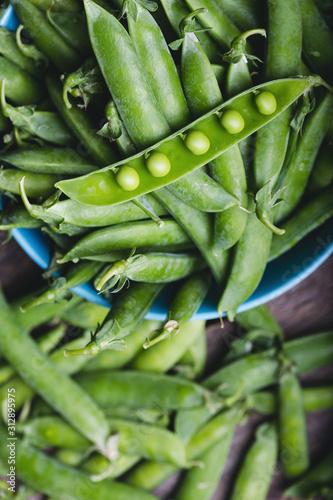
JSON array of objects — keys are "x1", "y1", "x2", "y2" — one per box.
[
  {"x1": 56, "y1": 77, "x2": 318, "y2": 206},
  {"x1": 175, "y1": 328, "x2": 207, "y2": 379},
  {"x1": 64, "y1": 282, "x2": 164, "y2": 356},
  {"x1": 230, "y1": 423, "x2": 278, "y2": 500},
  {"x1": 12, "y1": 0, "x2": 82, "y2": 73},
  {"x1": 58, "y1": 219, "x2": 192, "y2": 263},
  {"x1": 284, "y1": 450, "x2": 333, "y2": 499},
  {"x1": 235, "y1": 303, "x2": 283, "y2": 335},
  {"x1": 0, "y1": 287, "x2": 109, "y2": 448},
  {"x1": 275, "y1": 91, "x2": 333, "y2": 223},
  {"x1": 214, "y1": 0, "x2": 263, "y2": 31},
  {"x1": 28, "y1": 0, "x2": 81, "y2": 11},
  {"x1": 75, "y1": 370, "x2": 213, "y2": 411},
  {"x1": 269, "y1": 183, "x2": 333, "y2": 260},
  {"x1": 0, "y1": 204, "x2": 42, "y2": 229},
  {"x1": 131, "y1": 320, "x2": 206, "y2": 372},
  {"x1": 143, "y1": 273, "x2": 210, "y2": 348},
  {"x1": 41, "y1": 195, "x2": 168, "y2": 228},
  {"x1": 0, "y1": 56, "x2": 43, "y2": 105},
  {"x1": 128, "y1": 3, "x2": 190, "y2": 131},
  {"x1": 278, "y1": 369, "x2": 310, "y2": 478},
  {"x1": 0, "y1": 421, "x2": 158, "y2": 500},
  {"x1": 0, "y1": 169, "x2": 58, "y2": 198},
  {"x1": 46, "y1": 10, "x2": 92, "y2": 56},
  {"x1": 0, "y1": 147, "x2": 98, "y2": 175},
  {"x1": 307, "y1": 143, "x2": 333, "y2": 194},
  {"x1": 95, "y1": 252, "x2": 206, "y2": 293}
]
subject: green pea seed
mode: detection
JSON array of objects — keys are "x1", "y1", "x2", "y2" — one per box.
[
  {"x1": 220, "y1": 109, "x2": 245, "y2": 134},
  {"x1": 255, "y1": 91, "x2": 277, "y2": 115},
  {"x1": 184, "y1": 130, "x2": 210, "y2": 155},
  {"x1": 116, "y1": 166, "x2": 140, "y2": 191},
  {"x1": 146, "y1": 152, "x2": 171, "y2": 178}
]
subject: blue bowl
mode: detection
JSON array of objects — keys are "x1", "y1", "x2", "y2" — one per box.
[{"x1": 2, "y1": 6, "x2": 333, "y2": 320}]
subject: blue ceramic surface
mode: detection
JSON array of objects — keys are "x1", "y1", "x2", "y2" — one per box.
[{"x1": 1, "y1": 6, "x2": 333, "y2": 320}]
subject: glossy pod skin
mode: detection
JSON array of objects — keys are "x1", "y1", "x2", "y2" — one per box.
[
  {"x1": 270, "y1": 183, "x2": 333, "y2": 260},
  {"x1": 0, "y1": 56, "x2": 43, "y2": 105},
  {"x1": 56, "y1": 77, "x2": 317, "y2": 206},
  {"x1": 278, "y1": 370, "x2": 310, "y2": 478},
  {"x1": 0, "y1": 287, "x2": 109, "y2": 448},
  {"x1": 0, "y1": 169, "x2": 58, "y2": 198},
  {"x1": 44, "y1": 196, "x2": 168, "y2": 227},
  {"x1": 58, "y1": 219, "x2": 192, "y2": 263},
  {"x1": 84, "y1": 0, "x2": 171, "y2": 149},
  {"x1": 0, "y1": 147, "x2": 98, "y2": 175},
  {"x1": 128, "y1": 4, "x2": 190, "y2": 131},
  {"x1": 75, "y1": 371, "x2": 212, "y2": 411},
  {"x1": 45, "y1": 73, "x2": 119, "y2": 166},
  {"x1": 230, "y1": 423, "x2": 278, "y2": 500},
  {"x1": 0, "y1": 422, "x2": 158, "y2": 500},
  {"x1": 12, "y1": 0, "x2": 82, "y2": 73}
]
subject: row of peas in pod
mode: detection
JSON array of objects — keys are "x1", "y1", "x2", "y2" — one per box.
[
  {"x1": 0, "y1": 286, "x2": 333, "y2": 499},
  {"x1": 0, "y1": 0, "x2": 332, "y2": 340}
]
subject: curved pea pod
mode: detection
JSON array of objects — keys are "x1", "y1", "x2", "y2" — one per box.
[
  {"x1": 43, "y1": 196, "x2": 168, "y2": 227},
  {"x1": 230, "y1": 423, "x2": 278, "y2": 500},
  {"x1": 0, "y1": 57, "x2": 43, "y2": 105},
  {"x1": 128, "y1": 4, "x2": 190, "y2": 131},
  {"x1": 64, "y1": 282, "x2": 164, "y2": 356},
  {"x1": 46, "y1": 11, "x2": 92, "y2": 56},
  {"x1": 82, "y1": 320, "x2": 161, "y2": 372},
  {"x1": 159, "y1": 0, "x2": 219, "y2": 63},
  {"x1": 45, "y1": 73, "x2": 119, "y2": 167},
  {"x1": 235, "y1": 303, "x2": 283, "y2": 335},
  {"x1": 217, "y1": 208, "x2": 273, "y2": 321},
  {"x1": 0, "y1": 422, "x2": 159, "y2": 500},
  {"x1": 12, "y1": 0, "x2": 82, "y2": 73},
  {"x1": 299, "y1": 0, "x2": 333, "y2": 83},
  {"x1": 0, "y1": 147, "x2": 98, "y2": 175},
  {"x1": 184, "y1": 0, "x2": 239, "y2": 50},
  {"x1": 95, "y1": 252, "x2": 206, "y2": 293},
  {"x1": 284, "y1": 450, "x2": 333, "y2": 499},
  {"x1": 143, "y1": 273, "x2": 210, "y2": 348},
  {"x1": 269, "y1": 184, "x2": 333, "y2": 261},
  {"x1": 278, "y1": 369, "x2": 309, "y2": 478},
  {"x1": 154, "y1": 187, "x2": 231, "y2": 287},
  {"x1": 84, "y1": 0, "x2": 170, "y2": 149},
  {"x1": 57, "y1": 219, "x2": 191, "y2": 263},
  {"x1": 75, "y1": 371, "x2": 214, "y2": 411},
  {"x1": 0, "y1": 169, "x2": 58, "y2": 198},
  {"x1": 131, "y1": 320, "x2": 206, "y2": 373},
  {"x1": 275, "y1": 91, "x2": 333, "y2": 223},
  {"x1": 56, "y1": 77, "x2": 319, "y2": 206},
  {"x1": 0, "y1": 26, "x2": 41, "y2": 78},
  {"x1": 0, "y1": 204, "x2": 42, "y2": 229},
  {"x1": 0, "y1": 288, "x2": 109, "y2": 448}
]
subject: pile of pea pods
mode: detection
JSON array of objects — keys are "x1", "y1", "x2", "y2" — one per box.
[
  {"x1": 0, "y1": 288, "x2": 333, "y2": 499},
  {"x1": 0, "y1": 0, "x2": 333, "y2": 337}
]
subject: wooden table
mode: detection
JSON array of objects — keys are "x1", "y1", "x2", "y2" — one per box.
[{"x1": 0, "y1": 233, "x2": 332, "y2": 500}]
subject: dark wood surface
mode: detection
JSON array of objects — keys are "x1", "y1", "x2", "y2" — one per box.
[{"x1": 0, "y1": 232, "x2": 332, "y2": 499}]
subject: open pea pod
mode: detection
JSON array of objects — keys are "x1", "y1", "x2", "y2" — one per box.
[{"x1": 56, "y1": 77, "x2": 319, "y2": 206}]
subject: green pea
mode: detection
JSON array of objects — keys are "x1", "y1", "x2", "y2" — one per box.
[
  {"x1": 220, "y1": 109, "x2": 245, "y2": 134},
  {"x1": 255, "y1": 91, "x2": 277, "y2": 115},
  {"x1": 116, "y1": 166, "x2": 140, "y2": 191},
  {"x1": 146, "y1": 152, "x2": 171, "y2": 177},
  {"x1": 184, "y1": 130, "x2": 210, "y2": 155}
]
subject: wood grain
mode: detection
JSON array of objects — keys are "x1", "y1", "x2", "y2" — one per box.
[{"x1": 0, "y1": 232, "x2": 332, "y2": 500}]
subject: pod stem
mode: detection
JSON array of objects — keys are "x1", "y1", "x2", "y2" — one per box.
[{"x1": 143, "y1": 320, "x2": 180, "y2": 349}]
